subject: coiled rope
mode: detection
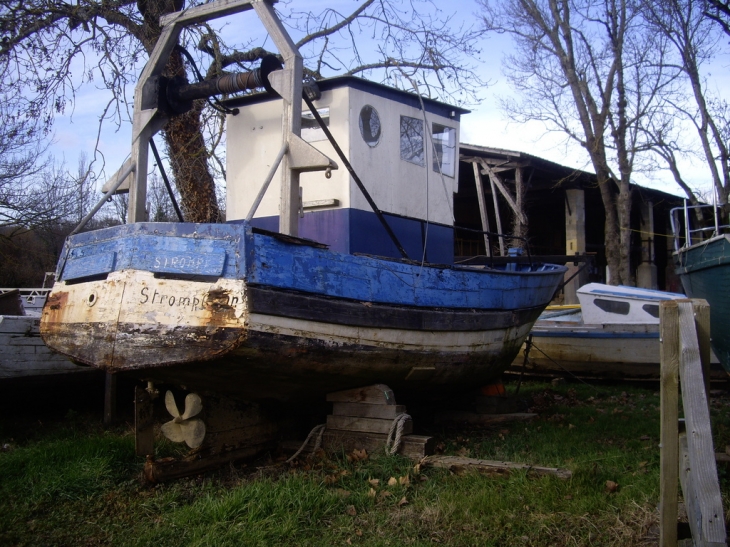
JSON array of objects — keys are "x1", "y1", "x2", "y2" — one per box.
[
  {"x1": 384, "y1": 413, "x2": 412, "y2": 455},
  {"x1": 286, "y1": 424, "x2": 326, "y2": 463}
]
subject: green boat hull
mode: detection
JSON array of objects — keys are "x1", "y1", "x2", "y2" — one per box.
[{"x1": 674, "y1": 234, "x2": 730, "y2": 374}]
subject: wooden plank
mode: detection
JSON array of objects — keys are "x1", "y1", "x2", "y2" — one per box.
[
  {"x1": 659, "y1": 300, "x2": 679, "y2": 547},
  {"x1": 326, "y1": 384, "x2": 396, "y2": 405},
  {"x1": 472, "y1": 162, "x2": 491, "y2": 256},
  {"x1": 134, "y1": 385, "x2": 155, "y2": 457},
  {"x1": 692, "y1": 299, "x2": 712, "y2": 415},
  {"x1": 144, "y1": 441, "x2": 273, "y2": 483},
  {"x1": 322, "y1": 430, "x2": 432, "y2": 460},
  {"x1": 326, "y1": 415, "x2": 412, "y2": 435},
  {"x1": 677, "y1": 300, "x2": 727, "y2": 545},
  {"x1": 434, "y1": 412, "x2": 536, "y2": 426},
  {"x1": 332, "y1": 402, "x2": 406, "y2": 419},
  {"x1": 422, "y1": 455, "x2": 571, "y2": 480}
]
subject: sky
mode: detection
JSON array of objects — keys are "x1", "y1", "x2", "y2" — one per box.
[{"x1": 48, "y1": 0, "x2": 727, "y2": 200}]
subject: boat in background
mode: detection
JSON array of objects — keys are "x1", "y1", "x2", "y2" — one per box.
[
  {"x1": 510, "y1": 283, "x2": 725, "y2": 381},
  {"x1": 671, "y1": 201, "x2": 730, "y2": 374},
  {"x1": 0, "y1": 288, "x2": 89, "y2": 379}
]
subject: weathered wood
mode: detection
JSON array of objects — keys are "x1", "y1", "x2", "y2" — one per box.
[
  {"x1": 103, "y1": 372, "x2": 117, "y2": 426},
  {"x1": 434, "y1": 412, "x2": 536, "y2": 426},
  {"x1": 134, "y1": 385, "x2": 155, "y2": 457},
  {"x1": 332, "y1": 402, "x2": 406, "y2": 419},
  {"x1": 0, "y1": 290, "x2": 24, "y2": 315},
  {"x1": 326, "y1": 415, "x2": 412, "y2": 435},
  {"x1": 677, "y1": 300, "x2": 726, "y2": 546},
  {"x1": 326, "y1": 384, "x2": 396, "y2": 405},
  {"x1": 322, "y1": 430, "x2": 432, "y2": 460},
  {"x1": 421, "y1": 455, "x2": 572, "y2": 480},
  {"x1": 692, "y1": 299, "x2": 712, "y2": 415},
  {"x1": 144, "y1": 442, "x2": 273, "y2": 483},
  {"x1": 659, "y1": 300, "x2": 679, "y2": 547},
  {"x1": 471, "y1": 161, "x2": 491, "y2": 256}
]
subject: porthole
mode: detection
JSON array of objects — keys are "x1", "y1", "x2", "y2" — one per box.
[{"x1": 359, "y1": 105, "x2": 381, "y2": 147}]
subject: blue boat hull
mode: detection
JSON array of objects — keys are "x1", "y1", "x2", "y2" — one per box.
[{"x1": 40, "y1": 222, "x2": 567, "y2": 403}]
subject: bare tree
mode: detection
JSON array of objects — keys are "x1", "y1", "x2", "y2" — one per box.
[
  {"x1": 0, "y1": 0, "x2": 484, "y2": 223},
  {"x1": 479, "y1": 0, "x2": 675, "y2": 285},
  {"x1": 642, "y1": 0, "x2": 730, "y2": 215}
]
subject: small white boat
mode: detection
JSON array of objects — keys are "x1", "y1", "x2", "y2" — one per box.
[
  {"x1": 511, "y1": 283, "x2": 724, "y2": 380},
  {"x1": 0, "y1": 288, "x2": 88, "y2": 379}
]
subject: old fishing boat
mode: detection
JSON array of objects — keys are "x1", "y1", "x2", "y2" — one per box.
[
  {"x1": 511, "y1": 283, "x2": 724, "y2": 380},
  {"x1": 39, "y1": 0, "x2": 566, "y2": 469},
  {"x1": 671, "y1": 201, "x2": 730, "y2": 373}
]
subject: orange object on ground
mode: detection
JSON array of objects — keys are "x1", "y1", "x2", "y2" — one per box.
[{"x1": 481, "y1": 382, "x2": 506, "y2": 396}]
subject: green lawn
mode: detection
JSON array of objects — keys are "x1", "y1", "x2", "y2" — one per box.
[{"x1": 1, "y1": 381, "x2": 729, "y2": 546}]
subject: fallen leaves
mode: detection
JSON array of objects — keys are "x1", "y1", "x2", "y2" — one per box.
[
  {"x1": 347, "y1": 448, "x2": 368, "y2": 463},
  {"x1": 605, "y1": 480, "x2": 619, "y2": 493}
]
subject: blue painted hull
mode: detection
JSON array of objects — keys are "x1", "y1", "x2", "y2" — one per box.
[
  {"x1": 41, "y1": 222, "x2": 567, "y2": 403},
  {"x1": 675, "y1": 234, "x2": 730, "y2": 374}
]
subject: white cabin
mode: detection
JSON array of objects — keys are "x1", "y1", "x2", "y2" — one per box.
[
  {"x1": 225, "y1": 77, "x2": 468, "y2": 263},
  {"x1": 577, "y1": 283, "x2": 685, "y2": 325}
]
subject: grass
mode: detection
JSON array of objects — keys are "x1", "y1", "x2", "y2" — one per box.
[{"x1": 1, "y1": 380, "x2": 730, "y2": 546}]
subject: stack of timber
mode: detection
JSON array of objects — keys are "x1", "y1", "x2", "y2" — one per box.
[{"x1": 322, "y1": 385, "x2": 433, "y2": 460}]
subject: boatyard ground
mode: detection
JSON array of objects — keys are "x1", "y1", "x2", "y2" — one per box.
[{"x1": 1, "y1": 380, "x2": 730, "y2": 546}]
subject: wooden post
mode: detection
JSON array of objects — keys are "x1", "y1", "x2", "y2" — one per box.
[
  {"x1": 488, "y1": 174, "x2": 505, "y2": 256},
  {"x1": 135, "y1": 385, "x2": 155, "y2": 457},
  {"x1": 103, "y1": 372, "x2": 117, "y2": 427},
  {"x1": 471, "y1": 162, "x2": 491, "y2": 256},
  {"x1": 659, "y1": 300, "x2": 679, "y2": 547}
]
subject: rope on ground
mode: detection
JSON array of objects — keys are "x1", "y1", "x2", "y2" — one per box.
[
  {"x1": 384, "y1": 413, "x2": 412, "y2": 456},
  {"x1": 286, "y1": 424, "x2": 326, "y2": 463}
]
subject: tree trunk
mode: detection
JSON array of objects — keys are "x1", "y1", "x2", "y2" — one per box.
[{"x1": 139, "y1": 0, "x2": 220, "y2": 223}]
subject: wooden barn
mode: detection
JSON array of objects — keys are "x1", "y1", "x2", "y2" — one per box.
[{"x1": 456, "y1": 144, "x2": 684, "y2": 302}]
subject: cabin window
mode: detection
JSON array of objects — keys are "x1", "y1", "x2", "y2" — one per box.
[
  {"x1": 302, "y1": 108, "x2": 329, "y2": 142},
  {"x1": 432, "y1": 123, "x2": 456, "y2": 177},
  {"x1": 359, "y1": 105, "x2": 381, "y2": 147},
  {"x1": 642, "y1": 303, "x2": 660, "y2": 318},
  {"x1": 400, "y1": 116, "x2": 425, "y2": 166},
  {"x1": 594, "y1": 298, "x2": 630, "y2": 315}
]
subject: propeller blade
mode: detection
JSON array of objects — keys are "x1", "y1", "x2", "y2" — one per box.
[
  {"x1": 179, "y1": 419, "x2": 206, "y2": 449},
  {"x1": 160, "y1": 421, "x2": 186, "y2": 443},
  {"x1": 165, "y1": 390, "x2": 181, "y2": 418},
  {"x1": 181, "y1": 393, "x2": 203, "y2": 420}
]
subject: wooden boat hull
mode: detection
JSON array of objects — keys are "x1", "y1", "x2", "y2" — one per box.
[
  {"x1": 40, "y1": 222, "x2": 566, "y2": 403},
  {"x1": 674, "y1": 234, "x2": 730, "y2": 374}
]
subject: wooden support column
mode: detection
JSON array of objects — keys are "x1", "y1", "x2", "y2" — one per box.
[
  {"x1": 471, "y1": 162, "x2": 491, "y2": 256},
  {"x1": 564, "y1": 189, "x2": 587, "y2": 304},
  {"x1": 513, "y1": 167, "x2": 526, "y2": 243},
  {"x1": 103, "y1": 372, "x2": 117, "y2": 427},
  {"x1": 637, "y1": 200, "x2": 658, "y2": 289}
]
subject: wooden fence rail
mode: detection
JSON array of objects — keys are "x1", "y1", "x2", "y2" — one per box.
[{"x1": 660, "y1": 299, "x2": 726, "y2": 547}]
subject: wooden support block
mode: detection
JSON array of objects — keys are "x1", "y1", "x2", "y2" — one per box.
[
  {"x1": 322, "y1": 430, "x2": 432, "y2": 460},
  {"x1": 434, "y1": 411, "x2": 536, "y2": 426},
  {"x1": 134, "y1": 385, "x2": 155, "y2": 457},
  {"x1": 326, "y1": 384, "x2": 395, "y2": 405},
  {"x1": 332, "y1": 402, "x2": 406, "y2": 419},
  {"x1": 327, "y1": 414, "x2": 412, "y2": 435},
  {"x1": 421, "y1": 455, "x2": 571, "y2": 480}
]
